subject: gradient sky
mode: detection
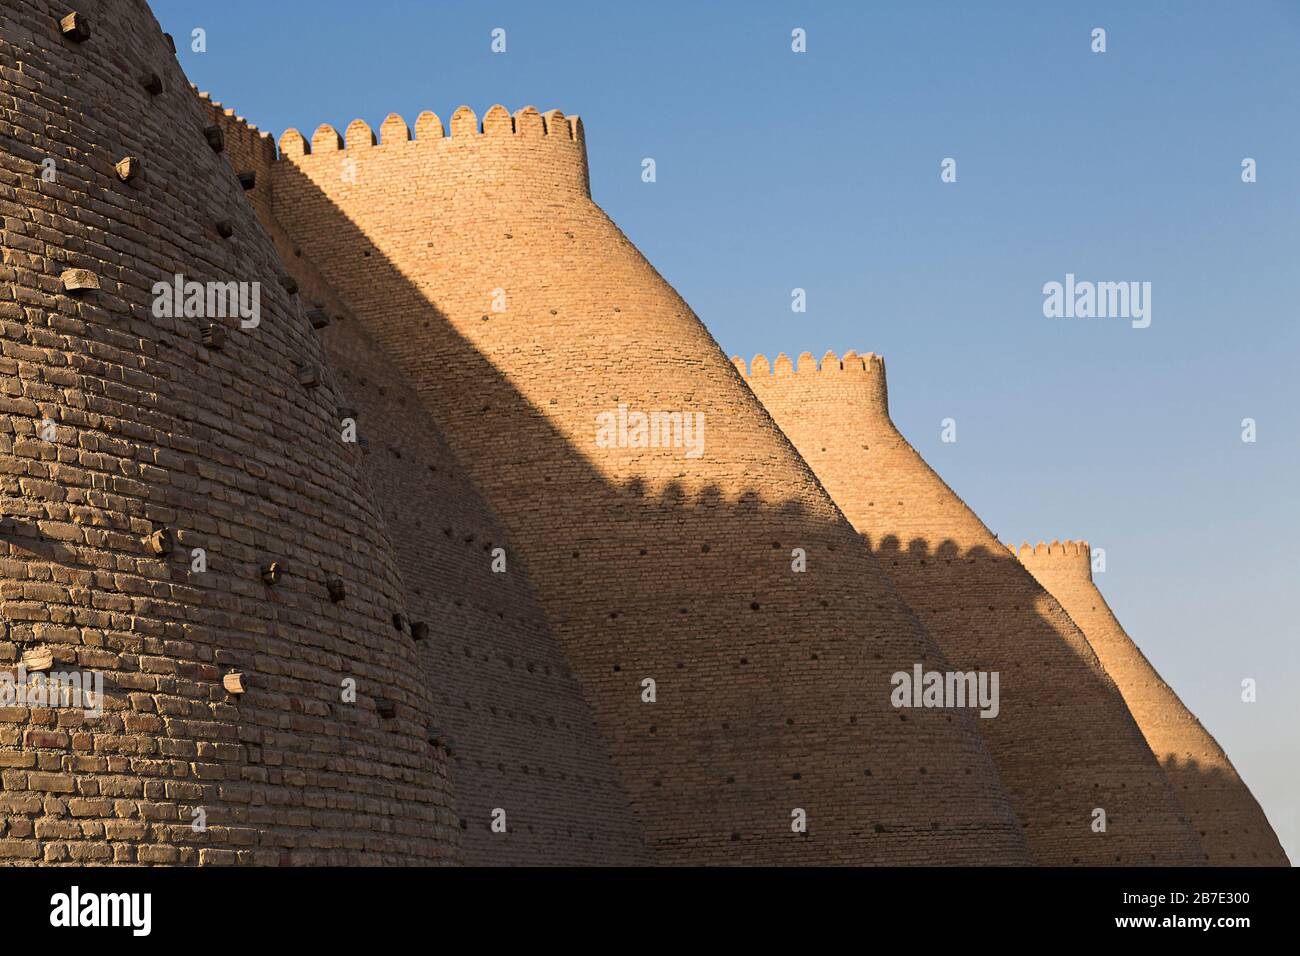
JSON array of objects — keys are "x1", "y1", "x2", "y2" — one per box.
[{"x1": 155, "y1": 0, "x2": 1300, "y2": 862}]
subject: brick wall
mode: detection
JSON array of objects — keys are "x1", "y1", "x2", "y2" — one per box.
[
  {"x1": 268, "y1": 106, "x2": 1031, "y2": 864},
  {"x1": 198, "y1": 97, "x2": 650, "y2": 865},
  {"x1": 9, "y1": 0, "x2": 1240, "y2": 868},
  {"x1": 1017, "y1": 541, "x2": 1289, "y2": 865},
  {"x1": 0, "y1": 0, "x2": 458, "y2": 864},
  {"x1": 741, "y1": 350, "x2": 1205, "y2": 864},
  {"x1": 193, "y1": 91, "x2": 276, "y2": 228}
]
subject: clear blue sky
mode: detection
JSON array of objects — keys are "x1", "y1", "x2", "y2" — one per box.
[{"x1": 156, "y1": 0, "x2": 1300, "y2": 863}]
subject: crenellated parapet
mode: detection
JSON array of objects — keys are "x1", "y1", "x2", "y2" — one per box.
[
  {"x1": 1011, "y1": 539, "x2": 1093, "y2": 582},
  {"x1": 735, "y1": 349, "x2": 890, "y2": 419},
  {"x1": 194, "y1": 87, "x2": 279, "y2": 221},
  {"x1": 276, "y1": 104, "x2": 590, "y2": 199},
  {"x1": 733, "y1": 348, "x2": 886, "y2": 377},
  {"x1": 194, "y1": 87, "x2": 277, "y2": 165}
]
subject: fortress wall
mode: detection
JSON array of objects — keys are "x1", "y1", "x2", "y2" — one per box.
[
  {"x1": 1016, "y1": 541, "x2": 1289, "y2": 865},
  {"x1": 0, "y1": 0, "x2": 458, "y2": 864},
  {"x1": 319, "y1": 316, "x2": 650, "y2": 865},
  {"x1": 194, "y1": 102, "x2": 651, "y2": 861},
  {"x1": 269, "y1": 106, "x2": 1032, "y2": 864},
  {"x1": 193, "y1": 90, "x2": 278, "y2": 228},
  {"x1": 740, "y1": 351, "x2": 1204, "y2": 864}
]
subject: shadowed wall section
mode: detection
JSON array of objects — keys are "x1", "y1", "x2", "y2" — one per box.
[
  {"x1": 267, "y1": 106, "x2": 1032, "y2": 864},
  {"x1": 0, "y1": 0, "x2": 456, "y2": 864},
  {"x1": 196, "y1": 95, "x2": 649, "y2": 865},
  {"x1": 740, "y1": 350, "x2": 1204, "y2": 865},
  {"x1": 1016, "y1": 541, "x2": 1288, "y2": 866}
]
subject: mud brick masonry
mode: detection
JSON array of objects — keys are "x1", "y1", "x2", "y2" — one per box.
[
  {"x1": 739, "y1": 352, "x2": 1209, "y2": 865},
  {"x1": 0, "y1": 0, "x2": 1285, "y2": 865},
  {"x1": 1015, "y1": 540, "x2": 1288, "y2": 866},
  {"x1": 0, "y1": 0, "x2": 455, "y2": 865}
]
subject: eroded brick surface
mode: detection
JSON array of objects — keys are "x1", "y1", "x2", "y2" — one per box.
[{"x1": 0, "y1": 0, "x2": 458, "y2": 865}]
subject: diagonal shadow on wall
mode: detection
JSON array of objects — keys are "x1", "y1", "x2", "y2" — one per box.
[{"x1": 264, "y1": 144, "x2": 1035, "y2": 866}]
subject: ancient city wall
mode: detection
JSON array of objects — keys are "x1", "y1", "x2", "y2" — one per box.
[
  {"x1": 7, "y1": 0, "x2": 1261, "y2": 869},
  {"x1": 317, "y1": 316, "x2": 650, "y2": 865},
  {"x1": 193, "y1": 91, "x2": 277, "y2": 229},
  {"x1": 740, "y1": 350, "x2": 1205, "y2": 864},
  {"x1": 0, "y1": 0, "x2": 458, "y2": 864},
  {"x1": 1016, "y1": 541, "x2": 1289, "y2": 865},
  {"x1": 268, "y1": 106, "x2": 1032, "y2": 864},
  {"x1": 197, "y1": 94, "x2": 649, "y2": 863}
]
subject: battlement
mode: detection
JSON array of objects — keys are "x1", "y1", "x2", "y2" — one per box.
[
  {"x1": 734, "y1": 349, "x2": 890, "y2": 419},
  {"x1": 194, "y1": 87, "x2": 278, "y2": 166},
  {"x1": 1011, "y1": 538, "x2": 1090, "y2": 558},
  {"x1": 278, "y1": 104, "x2": 583, "y2": 154},
  {"x1": 275, "y1": 104, "x2": 589, "y2": 197},
  {"x1": 1011, "y1": 539, "x2": 1093, "y2": 581},
  {"x1": 732, "y1": 349, "x2": 886, "y2": 378}
]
